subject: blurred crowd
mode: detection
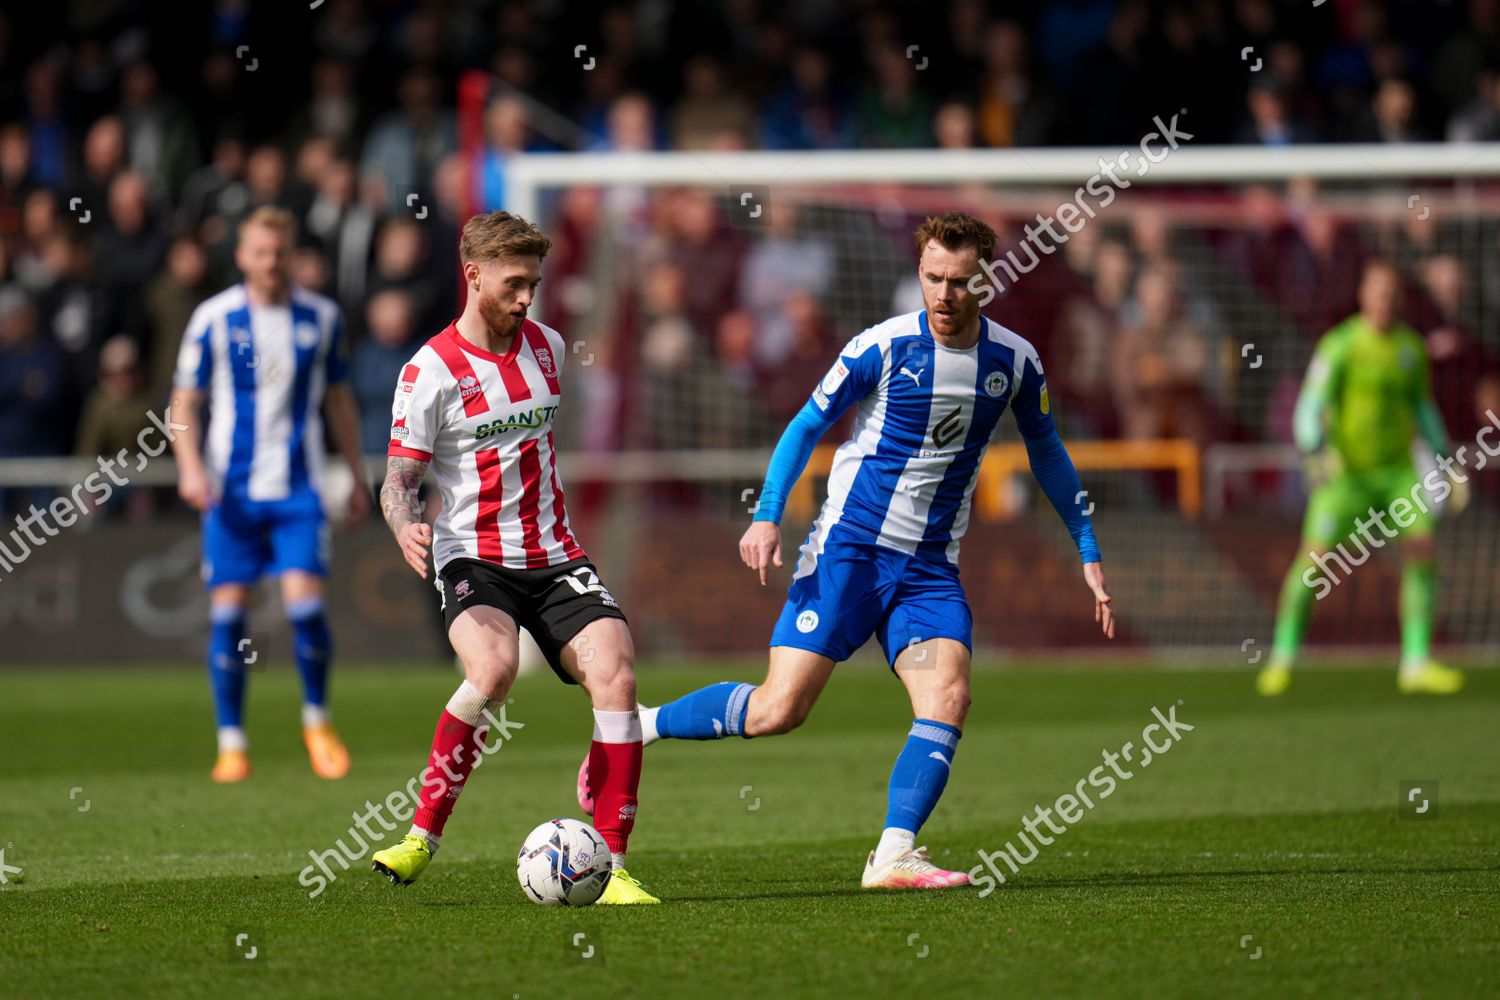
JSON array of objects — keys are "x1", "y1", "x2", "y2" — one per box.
[
  {"x1": 3, "y1": 0, "x2": 1500, "y2": 502},
  {"x1": 578, "y1": 181, "x2": 1500, "y2": 466},
  {"x1": 979, "y1": 187, "x2": 1500, "y2": 452}
]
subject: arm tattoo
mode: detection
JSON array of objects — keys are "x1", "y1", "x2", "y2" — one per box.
[{"x1": 381, "y1": 456, "x2": 429, "y2": 536}]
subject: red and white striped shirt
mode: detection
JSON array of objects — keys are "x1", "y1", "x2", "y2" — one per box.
[{"x1": 389, "y1": 320, "x2": 586, "y2": 572}]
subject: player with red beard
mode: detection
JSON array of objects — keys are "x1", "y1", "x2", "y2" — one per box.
[{"x1": 370, "y1": 211, "x2": 657, "y2": 904}]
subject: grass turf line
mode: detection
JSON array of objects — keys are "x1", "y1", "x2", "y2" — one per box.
[{"x1": 1, "y1": 664, "x2": 1497, "y2": 998}]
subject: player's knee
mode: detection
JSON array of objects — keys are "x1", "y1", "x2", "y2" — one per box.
[
  {"x1": 921, "y1": 679, "x2": 971, "y2": 727},
  {"x1": 950, "y1": 683, "x2": 973, "y2": 723},
  {"x1": 745, "y1": 692, "x2": 810, "y2": 737},
  {"x1": 209, "y1": 584, "x2": 251, "y2": 611},
  {"x1": 463, "y1": 656, "x2": 517, "y2": 701},
  {"x1": 583, "y1": 657, "x2": 636, "y2": 708}
]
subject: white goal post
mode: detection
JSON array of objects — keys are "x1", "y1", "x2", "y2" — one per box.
[{"x1": 506, "y1": 143, "x2": 1500, "y2": 224}]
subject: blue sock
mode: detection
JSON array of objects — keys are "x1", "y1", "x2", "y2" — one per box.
[
  {"x1": 207, "y1": 605, "x2": 248, "y2": 729},
  {"x1": 287, "y1": 597, "x2": 331, "y2": 709},
  {"x1": 884, "y1": 719, "x2": 962, "y2": 834},
  {"x1": 654, "y1": 682, "x2": 756, "y2": 740}
]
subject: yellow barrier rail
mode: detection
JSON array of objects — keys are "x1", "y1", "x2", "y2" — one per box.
[{"x1": 787, "y1": 439, "x2": 1201, "y2": 522}]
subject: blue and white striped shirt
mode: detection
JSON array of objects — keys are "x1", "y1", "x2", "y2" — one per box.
[
  {"x1": 756, "y1": 310, "x2": 1099, "y2": 567},
  {"x1": 174, "y1": 284, "x2": 348, "y2": 503}
]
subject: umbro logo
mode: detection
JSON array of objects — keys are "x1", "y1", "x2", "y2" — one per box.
[
  {"x1": 932, "y1": 406, "x2": 965, "y2": 448},
  {"x1": 534, "y1": 346, "x2": 557, "y2": 378}
]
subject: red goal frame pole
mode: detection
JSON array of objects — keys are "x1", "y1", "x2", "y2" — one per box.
[{"x1": 454, "y1": 69, "x2": 491, "y2": 309}]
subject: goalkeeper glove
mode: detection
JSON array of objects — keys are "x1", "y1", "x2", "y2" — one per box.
[
  {"x1": 1444, "y1": 476, "x2": 1472, "y2": 518},
  {"x1": 1301, "y1": 448, "x2": 1341, "y2": 491}
]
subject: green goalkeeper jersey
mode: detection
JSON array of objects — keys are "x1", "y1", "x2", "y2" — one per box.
[{"x1": 1293, "y1": 314, "x2": 1449, "y2": 474}]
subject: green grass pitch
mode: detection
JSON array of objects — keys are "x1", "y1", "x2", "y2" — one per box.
[{"x1": 2, "y1": 662, "x2": 1497, "y2": 998}]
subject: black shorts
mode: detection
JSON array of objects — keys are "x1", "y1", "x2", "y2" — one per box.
[{"x1": 437, "y1": 556, "x2": 627, "y2": 684}]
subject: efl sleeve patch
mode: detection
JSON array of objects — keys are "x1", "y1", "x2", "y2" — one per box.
[
  {"x1": 821, "y1": 359, "x2": 850, "y2": 395},
  {"x1": 174, "y1": 315, "x2": 214, "y2": 390},
  {"x1": 392, "y1": 364, "x2": 419, "y2": 420},
  {"x1": 805, "y1": 333, "x2": 880, "y2": 422},
  {"x1": 176, "y1": 339, "x2": 204, "y2": 383},
  {"x1": 390, "y1": 362, "x2": 435, "y2": 459},
  {"x1": 1009, "y1": 353, "x2": 1056, "y2": 441}
]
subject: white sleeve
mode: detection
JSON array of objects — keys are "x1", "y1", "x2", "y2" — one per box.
[{"x1": 388, "y1": 357, "x2": 441, "y2": 461}]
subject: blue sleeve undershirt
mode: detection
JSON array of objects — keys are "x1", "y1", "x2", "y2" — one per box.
[
  {"x1": 1022, "y1": 426, "x2": 1101, "y2": 563},
  {"x1": 751, "y1": 400, "x2": 836, "y2": 525}
]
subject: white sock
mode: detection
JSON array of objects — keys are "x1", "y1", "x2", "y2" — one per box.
[
  {"x1": 217, "y1": 726, "x2": 247, "y2": 753},
  {"x1": 610, "y1": 852, "x2": 626, "y2": 870},
  {"x1": 301, "y1": 703, "x2": 329, "y2": 728},
  {"x1": 639, "y1": 704, "x2": 660, "y2": 746},
  {"x1": 409, "y1": 825, "x2": 440, "y2": 852},
  {"x1": 873, "y1": 827, "x2": 916, "y2": 867},
  {"x1": 445, "y1": 680, "x2": 490, "y2": 725}
]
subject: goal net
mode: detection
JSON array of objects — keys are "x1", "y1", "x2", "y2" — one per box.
[{"x1": 502, "y1": 144, "x2": 1500, "y2": 663}]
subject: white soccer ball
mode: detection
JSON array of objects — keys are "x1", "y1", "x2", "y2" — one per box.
[{"x1": 516, "y1": 818, "x2": 612, "y2": 906}]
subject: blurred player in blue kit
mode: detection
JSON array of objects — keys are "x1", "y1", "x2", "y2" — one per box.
[{"x1": 170, "y1": 207, "x2": 370, "y2": 782}]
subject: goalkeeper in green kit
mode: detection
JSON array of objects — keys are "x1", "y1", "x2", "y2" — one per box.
[{"x1": 1258, "y1": 259, "x2": 1467, "y2": 696}]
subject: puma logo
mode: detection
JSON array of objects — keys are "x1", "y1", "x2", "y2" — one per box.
[{"x1": 898, "y1": 366, "x2": 922, "y2": 386}]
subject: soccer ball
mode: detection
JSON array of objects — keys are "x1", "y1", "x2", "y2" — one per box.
[{"x1": 516, "y1": 818, "x2": 612, "y2": 906}]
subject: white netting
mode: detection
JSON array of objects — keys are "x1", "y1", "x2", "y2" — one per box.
[{"x1": 514, "y1": 149, "x2": 1500, "y2": 655}]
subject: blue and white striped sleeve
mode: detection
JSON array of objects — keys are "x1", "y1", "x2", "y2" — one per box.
[
  {"x1": 174, "y1": 304, "x2": 215, "y2": 390},
  {"x1": 752, "y1": 335, "x2": 884, "y2": 525}
]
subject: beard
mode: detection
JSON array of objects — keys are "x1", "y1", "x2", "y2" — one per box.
[
  {"x1": 478, "y1": 290, "x2": 523, "y2": 336},
  {"x1": 926, "y1": 303, "x2": 970, "y2": 331},
  {"x1": 251, "y1": 270, "x2": 288, "y2": 300}
]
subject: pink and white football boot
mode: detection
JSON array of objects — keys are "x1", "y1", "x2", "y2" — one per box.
[
  {"x1": 576, "y1": 753, "x2": 594, "y2": 816},
  {"x1": 860, "y1": 846, "x2": 972, "y2": 889}
]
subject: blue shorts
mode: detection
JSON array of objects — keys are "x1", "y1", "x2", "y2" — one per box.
[
  {"x1": 202, "y1": 494, "x2": 328, "y2": 588},
  {"x1": 769, "y1": 526, "x2": 973, "y2": 666}
]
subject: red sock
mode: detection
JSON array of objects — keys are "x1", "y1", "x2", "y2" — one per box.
[
  {"x1": 587, "y1": 709, "x2": 643, "y2": 854},
  {"x1": 412, "y1": 684, "x2": 491, "y2": 840}
]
